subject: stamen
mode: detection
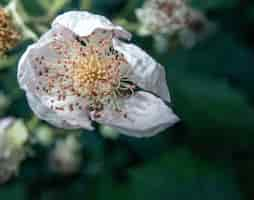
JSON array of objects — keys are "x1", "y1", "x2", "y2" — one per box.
[{"x1": 33, "y1": 29, "x2": 135, "y2": 112}]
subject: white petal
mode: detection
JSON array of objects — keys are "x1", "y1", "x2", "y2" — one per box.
[
  {"x1": 113, "y1": 39, "x2": 171, "y2": 102},
  {"x1": 18, "y1": 26, "x2": 93, "y2": 130},
  {"x1": 26, "y1": 92, "x2": 93, "y2": 130},
  {"x1": 52, "y1": 11, "x2": 131, "y2": 40},
  {"x1": 91, "y1": 92, "x2": 179, "y2": 137},
  {"x1": 18, "y1": 25, "x2": 71, "y2": 90}
]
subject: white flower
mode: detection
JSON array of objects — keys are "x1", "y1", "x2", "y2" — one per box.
[
  {"x1": 18, "y1": 11, "x2": 179, "y2": 137},
  {"x1": 136, "y1": 0, "x2": 215, "y2": 51},
  {"x1": 136, "y1": 0, "x2": 189, "y2": 36},
  {"x1": 0, "y1": 117, "x2": 28, "y2": 183}
]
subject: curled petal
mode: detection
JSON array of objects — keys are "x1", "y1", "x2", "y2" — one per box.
[
  {"x1": 91, "y1": 92, "x2": 179, "y2": 137},
  {"x1": 113, "y1": 40, "x2": 171, "y2": 102},
  {"x1": 52, "y1": 11, "x2": 131, "y2": 40}
]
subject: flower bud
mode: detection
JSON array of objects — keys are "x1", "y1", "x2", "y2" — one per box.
[
  {"x1": 0, "y1": 7, "x2": 21, "y2": 56},
  {"x1": 0, "y1": 118, "x2": 29, "y2": 183},
  {"x1": 34, "y1": 125, "x2": 54, "y2": 146}
]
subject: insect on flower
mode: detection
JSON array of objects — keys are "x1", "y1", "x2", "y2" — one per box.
[{"x1": 18, "y1": 11, "x2": 179, "y2": 137}]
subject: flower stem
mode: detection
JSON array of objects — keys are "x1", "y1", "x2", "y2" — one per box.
[{"x1": 5, "y1": 0, "x2": 38, "y2": 41}]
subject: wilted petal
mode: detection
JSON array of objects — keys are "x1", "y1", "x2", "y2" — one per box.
[
  {"x1": 52, "y1": 11, "x2": 131, "y2": 40},
  {"x1": 91, "y1": 91, "x2": 179, "y2": 137},
  {"x1": 113, "y1": 40, "x2": 171, "y2": 102}
]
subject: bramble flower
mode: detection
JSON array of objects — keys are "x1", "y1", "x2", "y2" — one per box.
[
  {"x1": 49, "y1": 135, "x2": 81, "y2": 175},
  {"x1": 18, "y1": 11, "x2": 179, "y2": 137},
  {"x1": 136, "y1": 0, "x2": 214, "y2": 50},
  {"x1": 0, "y1": 7, "x2": 20, "y2": 56},
  {"x1": 0, "y1": 117, "x2": 28, "y2": 183},
  {"x1": 136, "y1": 0, "x2": 189, "y2": 36}
]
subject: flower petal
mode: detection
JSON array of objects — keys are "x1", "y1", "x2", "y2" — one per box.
[
  {"x1": 18, "y1": 26, "x2": 93, "y2": 130},
  {"x1": 90, "y1": 91, "x2": 179, "y2": 137},
  {"x1": 52, "y1": 11, "x2": 131, "y2": 40},
  {"x1": 26, "y1": 92, "x2": 93, "y2": 130},
  {"x1": 113, "y1": 39, "x2": 171, "y2": 102}
]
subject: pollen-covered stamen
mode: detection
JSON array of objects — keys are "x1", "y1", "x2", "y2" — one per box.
[
  {"x1": 71, "y1": 51, "x2": 121, "y2": 102},
  {"x1": 32, "y1": 28, "x2": 135, "y2": 112}
]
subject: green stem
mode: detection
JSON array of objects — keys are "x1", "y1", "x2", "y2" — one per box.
[
  {"x1": 27, "y1": 116, "x2": 39, "y2": 132},
  {"x1": 5, "y1": 0, "x2": 38, "y2": 41},
  {"x1": 114, "y1": 18, "x2": 139, "y2": 33}
]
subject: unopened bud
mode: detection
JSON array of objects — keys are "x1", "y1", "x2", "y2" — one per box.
[{"x1": 0, "y1": 118, "x2": 29, "y2": 183}]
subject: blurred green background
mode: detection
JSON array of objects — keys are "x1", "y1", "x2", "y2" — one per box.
[{"x1": 1, "y1": 0, "x2": 254, "y2": 199}]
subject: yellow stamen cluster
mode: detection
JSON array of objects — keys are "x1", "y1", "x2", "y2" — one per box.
[
  {"x1": 0, "y1": 8, "x2": 20, "y2": 56},
  {"x1": 72, "y1": 53, "x2": 120, "y2": 104}
]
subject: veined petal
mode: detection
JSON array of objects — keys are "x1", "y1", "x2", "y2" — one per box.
[
  {"x1": 90, "y1": 91, "x2": 179, "y2": 137},
  {"x1": 52, "y1": 11, "x2": 131, "y2": 40},
  {"x1": 113, "y1": 39, "x2": 171, "y2": 102}
]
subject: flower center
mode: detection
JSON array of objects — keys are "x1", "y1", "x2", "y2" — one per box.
[
  {"x1": 72, "y1": 52, "x2": 120, "y2": 100},
  {"x1": 33, "y1": 28, "x2": 135, "y2": 112}
]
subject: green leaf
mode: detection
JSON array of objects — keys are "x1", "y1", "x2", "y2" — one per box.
[
  {"x1": 168, "y1": 71, "x2": 254, "y2": 146},
  {"x1": 37, "y1": 0, "x2": 70, "y2": 15},
  {"x1": 190, "y1": 0, "x2": 239, "y2": 10},
  {"x1": 92, "y1": 175, "x2": 131, "y2": 200},
  {"x1": 128, "y1": 149, "x2": 243, "y2": 200},
  {"x1": 0, "y1": 183, "x2": 25, "y2": 200}
]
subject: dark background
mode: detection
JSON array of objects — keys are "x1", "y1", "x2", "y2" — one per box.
[{"x1": 0, "y1": 0, "x2": 254, "y2": 199}]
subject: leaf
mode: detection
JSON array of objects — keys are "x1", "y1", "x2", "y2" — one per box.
[
  {"x1": 0, "y1": 183, "x2": 25, "y2": 200},
  {"x1": 168, "y1": 70, "x2": 254, "y2": 146},
  {"x1": 37, "y1": 0, "x2": 70, "y2": 15},
  {"x1": 0, "y1": 55, "x2": 18, "y2": 71},
  {"x1": 160, "y1": 32, "x2": 254, "y2": 146},
  {"x1": 128, "y1": 149, "x2": 243, "y2": 200},
  {"x1": 190, "y1": 0, "x2": 239, "y2": 10},
  {"x1": 92, "y1": 175, "x2": 131, "y2": 200},
  {"x1": 90, "y1": 149, "x2": 243, "y2": 200},
  {"x1": 165, "y1": 32, "x2": 254, "y2": 93}
]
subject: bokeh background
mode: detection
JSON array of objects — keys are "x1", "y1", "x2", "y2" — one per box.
[{"x1": 0, "y1": 0, "x2": 254, "y2": 199}]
